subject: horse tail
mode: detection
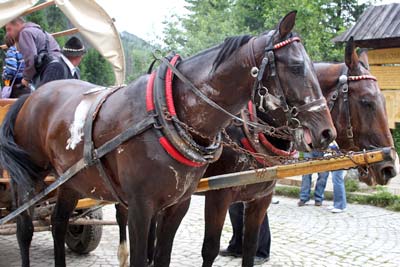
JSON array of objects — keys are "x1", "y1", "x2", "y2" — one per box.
[{"x1": 0, "y1": 95, "x2": 44, "y2": 192}]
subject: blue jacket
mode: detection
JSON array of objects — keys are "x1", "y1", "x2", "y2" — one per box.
[{"x1": 2, "y1": 46, "x2": 25, "y2": 81}]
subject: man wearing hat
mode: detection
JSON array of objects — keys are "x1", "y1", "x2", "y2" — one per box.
[{"x1": 60, "y1": 36, "x2": 86, "y2": 79}]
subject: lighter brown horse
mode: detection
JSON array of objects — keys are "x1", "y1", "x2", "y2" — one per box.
[
  {"x1": 197, "y1": 37, "x2": 397, "y2": 267},
  {"x1": 0, "y1": 11, "x2": 335, "y2": 267}
]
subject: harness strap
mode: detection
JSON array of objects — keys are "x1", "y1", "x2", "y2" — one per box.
[{"x1": 83, "y1": 86, "x2": 127, "y2": 207}]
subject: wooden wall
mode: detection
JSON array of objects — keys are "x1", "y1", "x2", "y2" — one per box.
[{"x1": 369, "y1": 47, "x2": 400, "y2": 128}]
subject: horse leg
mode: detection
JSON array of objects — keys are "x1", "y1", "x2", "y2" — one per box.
[
  {"x1": 128, "y1": 199, "x2": 153, "y2": 267},
  {"x1": 153, "y1": 198, "x2": 191, "y2": 267},
  {"x1": 15, "y1": 184, "x2": 35, "y2": 267},
  {"x1": 201, "y1": 192, "x2": 232, "y2": 267},
  {"x1": 51, "y1": 188, "x2": 79, "y2": 267},
  {"x1": 147, "y1": 215, "x2": 157, "y2": 265},
  {"x1": 241, "y1": 195, "x2": 272, "y2": 267},
  {"x1": 116, "y1": 204, "x2": 129, "y2": 267}
]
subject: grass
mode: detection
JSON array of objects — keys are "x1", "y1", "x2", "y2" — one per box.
[{"x1": 275, "y1": 184, "x2": 400, "y2": 212}]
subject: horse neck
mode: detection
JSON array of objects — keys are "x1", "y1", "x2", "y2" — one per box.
[{"x1": 173, "y1": 37, "x2": 265, "y2": 140}]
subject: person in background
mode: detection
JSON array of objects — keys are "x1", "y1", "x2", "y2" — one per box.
[
  {"x1": 60, "y1": 36, "x2": 86, "y2": 79},
  {"x1": 219, "y1": 202, "x2": 271, "y2": 265},
  {"x1": 5, "y1": 17, "x2": 64, "y2": 88},
  {"x1": 298, "y1": 151, "x2": 329, "y2": 206},
  {"x1": 1, "y1": 34, "x2": 30, "y2": 98},
  {"x1": 326, "y1": 142, "x2": 347, "y2": 213}
]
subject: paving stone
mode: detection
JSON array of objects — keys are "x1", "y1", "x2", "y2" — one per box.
[{"x1": 1, "y1": 196, "x2": 400, "y2": 266}]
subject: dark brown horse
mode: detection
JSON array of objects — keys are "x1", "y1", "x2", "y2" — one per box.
[
  {"x1": 195, "y1": 37, "x2": 398, "y2": 267},
  {"x1": 145, "y1": 13, "x2": 338, "y2": 267},
  {"x1": 0, "y1": 12, "x2": 335, "y2": 267}
]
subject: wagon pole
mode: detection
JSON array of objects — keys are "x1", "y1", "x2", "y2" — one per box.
[
  {"x1": 197, "y1": 147, "x2": 396, "y2": 192},
  {"x1": 0, "y1": 219, "x2": 117, "y2": 235}
]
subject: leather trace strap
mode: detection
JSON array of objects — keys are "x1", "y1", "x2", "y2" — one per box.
[{"x1": 83, "y1": 86, "x2": 129, "y2": 208}]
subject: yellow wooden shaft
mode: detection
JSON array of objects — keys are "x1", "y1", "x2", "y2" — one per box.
[{"x1": 197, "y1": 148, "x2": 394, "y2": 192}]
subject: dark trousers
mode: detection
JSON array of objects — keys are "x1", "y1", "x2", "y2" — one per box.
[
  {"x1": 36, "y1": 61, "x2": 68, "y2": 87},
  {"x1": 227, "y1": 202, "x2": 271, "y2": 258}
]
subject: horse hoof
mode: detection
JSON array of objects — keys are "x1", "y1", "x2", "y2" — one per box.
[{"x1": 118, "y1": 241, "x2": 129, "y2": 267}]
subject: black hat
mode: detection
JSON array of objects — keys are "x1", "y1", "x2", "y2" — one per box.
[{"x1": 62, "y1": 36, "x2": 86, "y2": 57}]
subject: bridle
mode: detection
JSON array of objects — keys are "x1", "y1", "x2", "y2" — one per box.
[
  {"x1": 249, "y1": 31, "x2": 328, "y2": 129},
  {"x1": 327, "y1": 71, "x2": 377, "y2": 149}
]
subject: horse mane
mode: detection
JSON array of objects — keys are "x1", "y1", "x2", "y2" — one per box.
[{"x1": 211, "y1": 35, "x2": 253, "y2": 73}]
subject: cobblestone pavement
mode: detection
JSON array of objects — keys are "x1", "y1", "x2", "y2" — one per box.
[{"x1": 1, "y1": 196, "x2": 400, "y2": 267}]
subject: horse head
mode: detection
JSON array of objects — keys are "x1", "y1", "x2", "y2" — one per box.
[
  {"x1": 253, "y1": 11, "x2": 336, "y2": 151},
  {"x1": 320, "y1": 37, "x2": 398, "y2": 185}
]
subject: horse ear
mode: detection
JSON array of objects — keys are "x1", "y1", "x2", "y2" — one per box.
[
  {"x1": 345, "y1": 37, "x2": 359, "y2": 71},
  {"x1": 358, "y1": 49, "x2": 370, "y2": 70},
  {"x1": 278, "y1": 11, "x2": 297, "y2": 39}
]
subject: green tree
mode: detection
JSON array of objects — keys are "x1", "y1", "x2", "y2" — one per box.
[
  {"x1": 80, "y1": 49, "x2": 115, "y2": 86},
  {"x1": 163, "y1": 0, "x2": 371, "y2": 62}
]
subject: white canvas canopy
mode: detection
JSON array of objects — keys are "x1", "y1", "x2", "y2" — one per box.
[{"x1": 0, "y1": 0, "x2": 126, "y2": 85}]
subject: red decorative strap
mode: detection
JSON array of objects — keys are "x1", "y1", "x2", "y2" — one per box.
[
  {"x1": 159, "y1": 137, "x2": 204, "y2": 167},
  {"x1": 165, "y1": 55, "x2": 180, "y2": 116},
  {"x1": 247, "y1": 101, "x2": 255, "y2": 121},
  {"x1": 240, "y1": 137, "x2": 266, "y2": 165},
  {"x1": 348, "y1": 75, "x2": 377, "y2": 81},
  {"x1": 146, "y1": 72, "x2": 156, "y2": 112},
  {"x1": 258, "y1": 133, "x2": 296, "y2": 157},
  {"x1": 273, "y1": 37, "x2": 301, "y2": 50}
]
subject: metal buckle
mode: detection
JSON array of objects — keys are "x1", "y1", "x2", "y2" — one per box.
[
  {"x1": 331, "y1": 91, "x2": 338, "y2": 101},
  {"x1": 289, "y1": 118, "x2": 301, "y2": 128},
  {"x1": 290, "y1": 106, "x2": 299, "y2": 117},
  {"x1": 346, "y1": 127, "x2": 354, "y2": 138}
]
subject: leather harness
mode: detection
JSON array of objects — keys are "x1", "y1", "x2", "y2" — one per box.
[{"x1": 327, "y1": 70, "x2": 377, "y2": 149}]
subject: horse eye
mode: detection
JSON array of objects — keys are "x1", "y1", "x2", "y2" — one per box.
[
  {"x1": 289, "y1": 64, "x2": 304, "y2": 76},
  {"x1": 360, "y1": 99, "x2": 375, "y2": 111}
]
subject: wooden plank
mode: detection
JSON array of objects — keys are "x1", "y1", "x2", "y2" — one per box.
[
  {"x1": 1, "y1": 28, "x2": 79, "y2": 50},
  {"x1": 382, "y1": 90, "x2": 400, "y2": 129},
  {"x1": 197, "y1": 147, "x2": 394, "y2": 192},
  {"x1": 21, "y1": 1, "x2": 55, "y2": 16},
  {"x1": 0, "y1": 99, "x2": 16, "y2": 123},
  {"x1": 370, "y1": 66, "x2": 400, "y2": 90},
  {"x1": 369, "y1": 48, "x2": 400, "y2": 65},
  {"x1": 51, "y1": 28, "x2": 79, "y2": 38}
]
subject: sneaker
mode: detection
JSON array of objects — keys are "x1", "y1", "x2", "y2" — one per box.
[
  {"x1": 331, "y1": 208, "x2": 346, "y2": 213},
  {"x1": 219, "y1": 249, "x2": 241, "y2": 258},
  {"x1": 254, "y1": 256, "x2": 270, "y2": 265},
  {"x1": 315, "y1": 201, "x2": 322, "y2": 206},
  {"x1": 271, "y1": 198, "x2": 279, "y2": 204},
  {"x1": 297, "y1": 200, "x2": 307, "y2": 207},
  {"x1": 327, "y1": 205, "x2": 335, "y2": 210}
]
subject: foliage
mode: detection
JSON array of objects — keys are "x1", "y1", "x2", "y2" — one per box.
[
  {"x1": 120, "y1": 31, "x2": 155, "y2": 83},
  {"x1": 392, "y1": 124, "x2": 400, "y2": 156},
  {"x1": 345, "y1": 178, "x2": 359, "y2": 192},
  {"x1": 163, "y1": 0, "x2": 372, "y2": 61},
  {"x1": 80, "y1": 49, "x2": 115, "y2": 86}
]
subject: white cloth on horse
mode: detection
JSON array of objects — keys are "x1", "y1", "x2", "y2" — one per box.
[{"x1": 66, "y1": 87, "x2": 107, "y2": 150}]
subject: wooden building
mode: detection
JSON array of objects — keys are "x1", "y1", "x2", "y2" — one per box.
[{"x1": 333, "y1": 3, "x2": 400, "y2": 128}]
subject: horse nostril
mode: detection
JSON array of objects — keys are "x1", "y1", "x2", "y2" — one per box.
[
  {"x1": 321, "y1": 129, "x2": 334, "y2": 143},
  {"x1": 381, "y1": 166, "x2": 396, "y2": 183}
]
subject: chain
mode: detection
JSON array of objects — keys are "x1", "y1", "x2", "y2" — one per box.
[{"x1": 163, "y1": 109, "x2": 368, "y2": 169}]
